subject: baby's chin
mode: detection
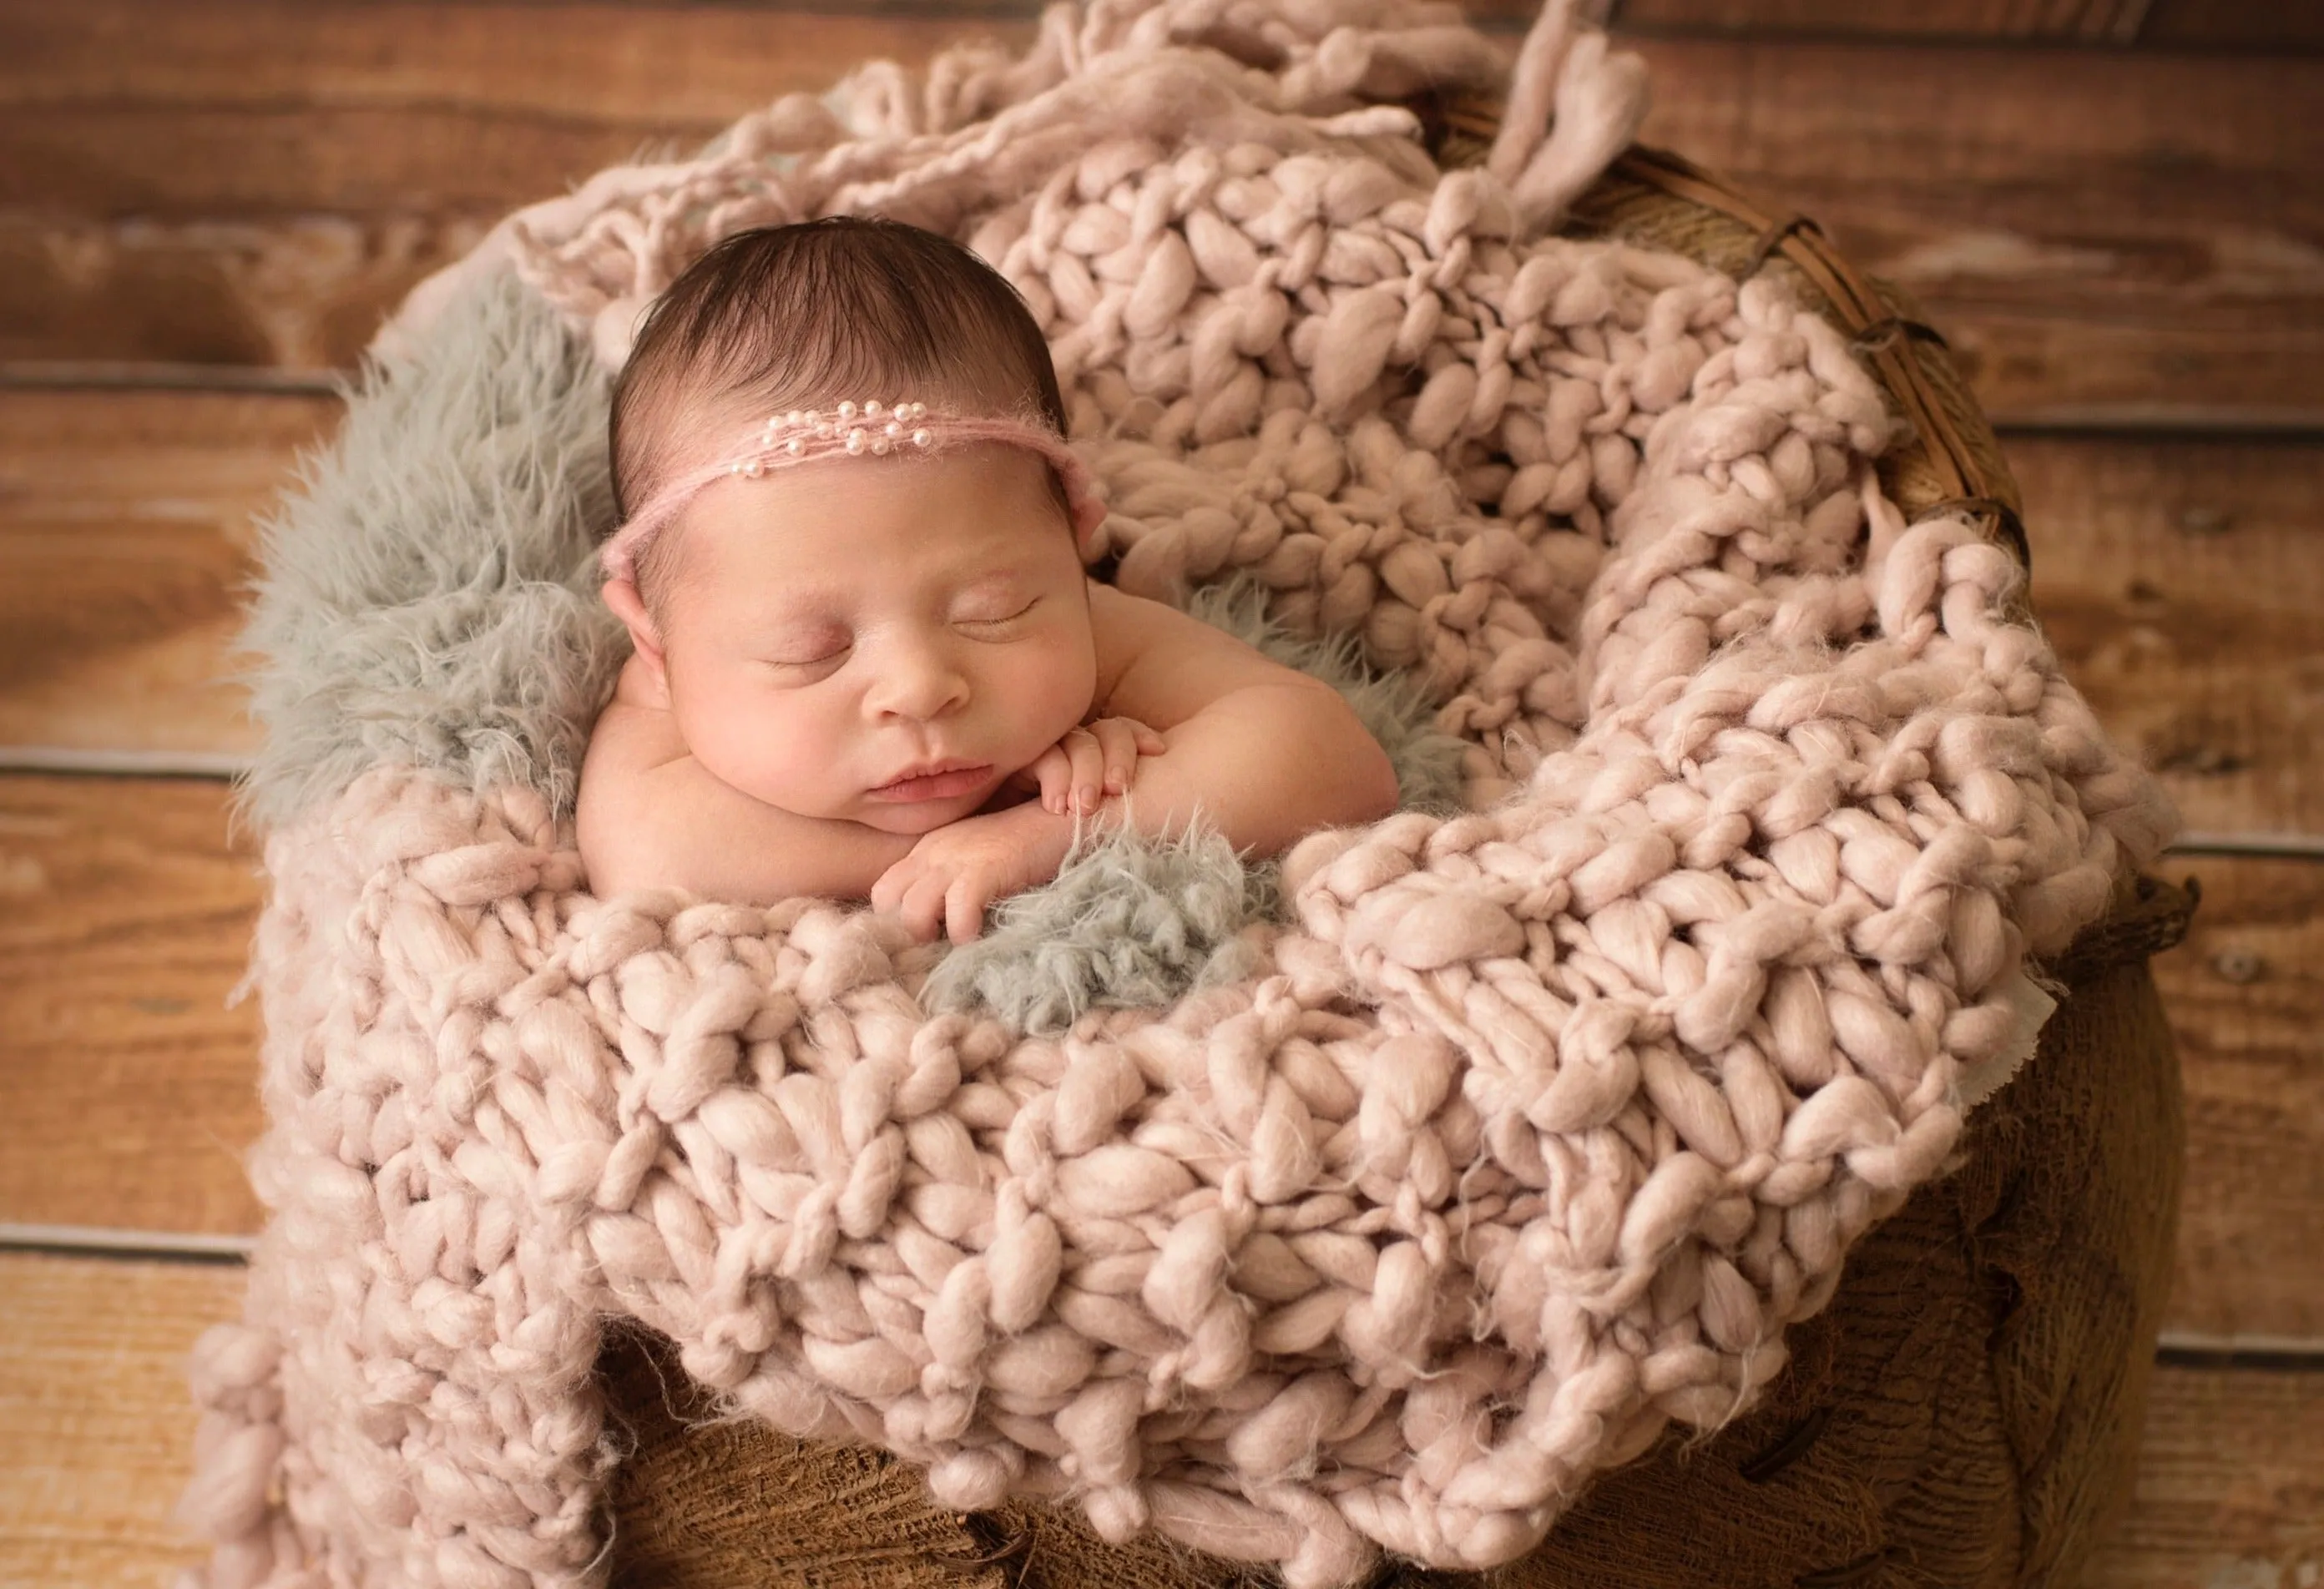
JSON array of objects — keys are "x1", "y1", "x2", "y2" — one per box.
[{"x1": 849, "y1": 798, "x2": 985, "y2": 837}]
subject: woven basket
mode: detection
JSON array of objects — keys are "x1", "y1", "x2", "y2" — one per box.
[{"x1": 592, "y1": 114, "x2": 2193, "y2": 1589}]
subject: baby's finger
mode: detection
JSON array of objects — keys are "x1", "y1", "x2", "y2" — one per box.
[
  {"x1": 1025, "y1": 744, "x2": 1072, "y2": 814},
  {"x1": 902, "y1": 873, "x2": 952, "y2": 944},
  {"x1": 1087, "y1": 717, "x2": 1144, "y2": 795},
  {"x1": 869, "y1": 858, "x2": 913, "y2": 916},
  {"x1": 945, "y1": 876, "x2": 990, "y2": 945},
  {"x1": 1062, "y1": 728, "x2": 1109, "y2": 813}
]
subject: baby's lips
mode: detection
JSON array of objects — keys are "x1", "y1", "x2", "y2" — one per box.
[{"x1": 866, "y1": 762, "x2": 996, "y2": 802}]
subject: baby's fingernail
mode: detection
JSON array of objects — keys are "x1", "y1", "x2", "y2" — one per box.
[{"x1": 1078, "y1": 784, "x2": 1097, "y2": 811}]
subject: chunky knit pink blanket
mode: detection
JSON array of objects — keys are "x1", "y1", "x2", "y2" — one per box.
[{"x1": 176, "y1": 3, "x2": 2174, "y2": 1586}]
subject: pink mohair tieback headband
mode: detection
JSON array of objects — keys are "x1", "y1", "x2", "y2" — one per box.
[{"x1": 599, "y1": 400, "x2": 1108, "y2": 583}]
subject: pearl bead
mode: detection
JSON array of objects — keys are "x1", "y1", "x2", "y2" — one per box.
[
  {"x1": 845, "y1": 429, "x2": 866, "y2": 455},
  {"x1": 786, "y1": 437, "x2": 805, "y2": 456},
  {"x1": 912, "y1": 428, "x2": 933, "y2": 448},
  {"x1": 865, "y1": 399, "x2": 884, "y2": 418},
  {"x1": 872, "y1": 437, "x2": 892, "y2": 455},
  {"x1": 742, "y1": 458, "x2": 764, "y2": 477},
  {"x1": 837, "y1": 401, "x2": 858, "y2": 421}
]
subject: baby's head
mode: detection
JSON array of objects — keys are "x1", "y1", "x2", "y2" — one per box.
[{"x1": 599, "y1": 218, "x2": 1104, "y2": 835}]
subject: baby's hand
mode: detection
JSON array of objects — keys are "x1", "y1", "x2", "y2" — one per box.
[
  {"x1": 871, "y1": 805, "x2": 1075, "y2": 945},
  {"x1": 1011, "y1": 716, "x2": 1167, "y2": 816}
]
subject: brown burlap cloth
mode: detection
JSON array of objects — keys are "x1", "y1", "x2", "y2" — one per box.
[{"x1": 594, "y1": 130, "x2": 2195, "y2": 1589}]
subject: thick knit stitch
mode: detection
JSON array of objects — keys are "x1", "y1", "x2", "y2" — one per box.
[{"x1": 177, "y1": 3, "x2": 2175, "y2": 1586}]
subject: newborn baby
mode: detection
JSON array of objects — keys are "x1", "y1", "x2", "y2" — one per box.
[{"x1": 578, "y1": 217, "x2": 1398, "y2": 942}]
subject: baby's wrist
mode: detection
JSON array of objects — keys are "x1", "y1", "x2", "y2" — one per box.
[
  {"x1": 989, "y1": 793, "x2": 1078, "y2": 840},
  {"x1": 983, "y1": 794, "x2": 1080, "y2": 873}
]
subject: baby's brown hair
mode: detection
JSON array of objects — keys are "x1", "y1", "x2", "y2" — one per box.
[{"x1": 607, "y1": 217, "x2": 1068, "y2": 538}]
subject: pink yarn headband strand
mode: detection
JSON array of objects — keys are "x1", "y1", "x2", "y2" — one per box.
[{"x1": 599, "y1": 401, "x2": 1107, "y2": 583}]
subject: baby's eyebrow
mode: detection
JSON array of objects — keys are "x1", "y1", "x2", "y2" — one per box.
[
  {"x1": 776, "y1": 612, "x2": 850, "y2": 635},
  {"x1": 751, "y1": 603, "x2": 851, "y2": 640},
  {"x1": 754, "y1": 581, "x2": 849, "y2": 618}
]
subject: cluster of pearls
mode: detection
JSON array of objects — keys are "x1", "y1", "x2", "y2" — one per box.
[{"x1": 728, "y1": 400, "x2": 936, "y2": 477}]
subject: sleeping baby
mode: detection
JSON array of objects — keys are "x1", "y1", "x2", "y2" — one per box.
[{"x1": 578, "y1": 217, "x2": 1399, "y2": 942}]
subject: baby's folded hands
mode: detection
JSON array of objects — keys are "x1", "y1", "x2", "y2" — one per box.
[
  {"x1": 873, "y1": 719, "x2": 1163, "y2": 944},
  {"x1": 1008, "y1": 715, "x2": 1166, "y2": 816},
  {"x1": 869, "y1": 804, "x2": 1076, "y2": 945}
]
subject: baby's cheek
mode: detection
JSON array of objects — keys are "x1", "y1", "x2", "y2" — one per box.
[
  {"x1": 1025, "y1": 661, "x2": 1099, "y2": 759},
  {"x1": 683, "y1": 695, "x2": 823, "y2": 810}
]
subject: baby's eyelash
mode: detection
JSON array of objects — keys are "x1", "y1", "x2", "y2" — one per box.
[
  {"x1": 767, "y1": 643, "x2": 849, "y2": 668},
  {"x1": 961, "y1": 598, "x2": 1038, "y2": 627}
]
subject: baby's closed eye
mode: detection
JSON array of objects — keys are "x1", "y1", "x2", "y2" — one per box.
[
  {"x1": 760, "y1": 625, "x2": 852, "y2": 670},
  {"x1": 954, "y1": 594, "x2": 1039, "y2": 629}
]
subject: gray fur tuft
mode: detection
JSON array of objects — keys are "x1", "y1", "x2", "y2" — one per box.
[
  {"x1": 922, "y1": 819, "x2": 1265, "y2": 1032},
  {"x1": 236, "y1": 271, "x2": 626, "y2": 834}
]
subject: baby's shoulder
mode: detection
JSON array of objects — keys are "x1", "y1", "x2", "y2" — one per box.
[{"x1": 1089, "y1": 578, "x2": 1306, "y2": 725}]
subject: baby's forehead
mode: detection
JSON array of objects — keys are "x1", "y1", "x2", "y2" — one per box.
[{"x1": 680, "y1": 452, "x2": 1062, "y2": 575}]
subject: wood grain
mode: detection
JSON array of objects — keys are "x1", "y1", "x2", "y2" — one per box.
[
  {"x1": 0, "y1": 774, "x2": 265, "y2": 1238},
  {"x1": 0, "y1": 388, "x2": 334, "y2": 759},
  {"x1": 1605, "y1": 0, "x2": 2155, "y2": 42},
  {"x1": 2149, "y1": 856, "x2": 2324, "y2": 1345},
  {"x1": 2082, "y1": 1362, "x2": 2324, "y2": 1586},
  {"x1": 0, "y1": 7, "x2": 2316, "y2": 427},
  {"x1": 1629, "y1": 38, "x2": 2324, "y2": 428},
  {"x1": 0, "y1": 3, "x2": 1031, "y2": 370},
  {"x1": 0, "y1": 1251, "x2": 243, "y2": 1589},
  {"x1": 2139, "y1": 0, "x2": 2324, "y2": 50},
  {"x1": 3, "y1": 1248, "x2": 2316, "y2": 1589},
  {"x1": 1604, "y1": 0, "x2": 2324, "y2": 48},
  {"x1": 2014, "y1": 435, "x2": 2324, "y2": 843}
]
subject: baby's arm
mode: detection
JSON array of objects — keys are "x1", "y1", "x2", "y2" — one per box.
[
  {"x1": 1086, "y1": 584, "x2": 1402, "y2": 852},
  {"x1": 576, "y1": 663, "x2": 915, "y2": 904}
]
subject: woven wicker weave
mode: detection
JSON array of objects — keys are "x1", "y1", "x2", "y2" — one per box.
[{"x1": 594, "y1": 119, "x2": 2191, "y2": 1589}]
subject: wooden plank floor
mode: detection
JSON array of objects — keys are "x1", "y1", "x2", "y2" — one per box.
[{"x1": 0, "y1": 3, "x2": 2314, "y2": 1586}]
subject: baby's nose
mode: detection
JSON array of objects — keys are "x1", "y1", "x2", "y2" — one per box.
[{"x1": 867, "y1": 639, "x2": 971, "y2": 721}]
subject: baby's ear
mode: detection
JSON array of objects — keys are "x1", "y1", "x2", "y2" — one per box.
[{"x1": 603, "y1": 578, "x2": 668, "y2": 684}]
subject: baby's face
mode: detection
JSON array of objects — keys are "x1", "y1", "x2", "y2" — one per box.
[{"x1": 650, "y1": 439, "x2": 1098, "y2": 836}]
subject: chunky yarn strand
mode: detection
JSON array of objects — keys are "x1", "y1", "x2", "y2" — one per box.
[{"x1": 179, "y1": 3, "x2": 2174, "y2": 1586}]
